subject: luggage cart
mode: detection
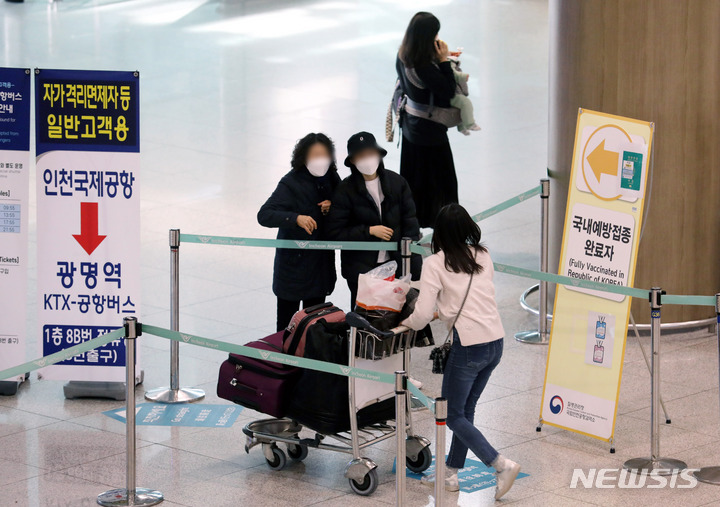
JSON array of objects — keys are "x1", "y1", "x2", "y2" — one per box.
[{"x1": 242, "y1": 312, "x2": 432, "y2": 496}]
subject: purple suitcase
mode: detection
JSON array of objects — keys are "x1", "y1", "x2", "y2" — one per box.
[{"x1": 216, "y1": 331, "x2": 300, "y2": 418}]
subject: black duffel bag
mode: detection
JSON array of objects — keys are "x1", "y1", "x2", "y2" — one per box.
[{"x1": 353, "y1": 288, "x2": 434, "y2": 347}]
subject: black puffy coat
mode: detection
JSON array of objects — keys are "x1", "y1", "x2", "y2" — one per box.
[
  {"x1": 257, "y1": 168, "x2": 340, "y2": 301},
  {"x1": 326, "y1": 163, "x2": 422, "y2": 283}
]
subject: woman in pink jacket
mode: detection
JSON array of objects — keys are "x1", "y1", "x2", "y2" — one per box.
[{"x1": 402, "y1": 203, "x2": 521, "y2": 500}]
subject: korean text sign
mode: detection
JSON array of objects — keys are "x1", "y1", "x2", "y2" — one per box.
[
  {"x1": 35, "y1": 69, "x2": 140, "y2": 382},
  {"x1": 0, "y1": 68, "x2": 31, "y2": 382},
  {"x1": 540, "y1": 109, "x2": 653, "y2": 441}
]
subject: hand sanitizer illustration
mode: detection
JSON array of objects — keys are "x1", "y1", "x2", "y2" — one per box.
[
  {"x1": 593, "y1": 343, "x2": 605, "y2": 364},
  {"x1": 595, "y1": 316, "x2": 606, "y2": 340},
  {"x1": 622, "y1": 159, "x2": 635, "y2": 183},
  {"x1": 593, "y1": 316, "x2": 606, "y2": 364}
]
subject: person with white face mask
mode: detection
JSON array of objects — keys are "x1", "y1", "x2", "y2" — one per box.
[
  {"x1": 258, "y1": 133, "x2": 341, "y2": 331},
  {"x1": 326, "y1": 131, "x2": 423, "y2": 308}
]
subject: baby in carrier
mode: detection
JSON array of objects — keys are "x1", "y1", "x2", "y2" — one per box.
[
  {"x1": 448, "y1": 51, "x2": 481, "y2": 136},
  {"x1": 386, "y1": 48, "x2": 482, "y2": 143}
]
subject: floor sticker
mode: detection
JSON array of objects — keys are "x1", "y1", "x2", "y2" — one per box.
[
  {"x1": 394, "y1": 455, "x2": 529, "y2": 493},
  {"x1": 103, "y1": 403, "x2": 242, "y2": 428}
]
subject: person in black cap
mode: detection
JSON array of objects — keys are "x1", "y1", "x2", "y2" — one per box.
[{"x1": 326, "y1": 131, "x2": 422, "y2": 307}]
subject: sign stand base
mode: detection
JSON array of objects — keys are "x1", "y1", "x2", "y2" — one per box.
[
  {"x1": 0, "y1": 380, "x2": 23, "y2": 396},
  {"x1": 0, "y1": 373, "x2": 29, "y2": 396},
  {"x1": 64, "y1": 372, "x2": 144, "y2": 400},
  {"x1": 64, "y1": 381, "x2": 126, "y2": 400}
]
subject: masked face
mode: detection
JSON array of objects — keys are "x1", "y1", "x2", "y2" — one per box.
[
  {"x1": 355, "y1": 154, "x2": 381, "y2": 176},
  {"x1": 306, "y1": 156, "x2": 331, "y2": 177}
]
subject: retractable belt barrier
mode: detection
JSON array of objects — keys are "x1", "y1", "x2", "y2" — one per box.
[
  {"x1": 418, "y1": 184, "x2": 543, "y2": 245},
  {"x1": 0, "y1": 328, "x2": 124, "y2": 382},
  {"x1": 143, "y1": 324, "x2": 397, "y2": 386},
  {"x1": 1, "y1": 184, "x2": 715, "y2": 383},
  {"x1": 174, "y1": 184, "x2": 717, "y2": 308},
  {"x1": 179, "y1": 234, "x2": 398, "y2": 251},
  {"x1": 407, "y1": 380, "x2": 434, "y2": 412},
  {"x1": 0, "y1": 323, "x2": 438, "y2": 411}
]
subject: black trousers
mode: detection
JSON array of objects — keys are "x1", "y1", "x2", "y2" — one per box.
[
  {"x1": 276, "y1": 296, "x2": 326, "y2": 332},
  {"x1": 400, "y1": 135, "x2": 458, "y2": 228},
  {"x1": 347, "y1": 278, "x2": 359, "y2": 311}
]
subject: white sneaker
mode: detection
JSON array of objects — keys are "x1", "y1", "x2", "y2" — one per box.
[
  {"x1": 492, "y1": 455, "x2": 520, "y2": 500},
  {"x1": 420, "y1": 466, "x2": 459, "y2": 492},
  {"x1": 408, "y1": 377, "x2": 423, "y2": 390},
  {"x1": 460, "y1": 129, "x2": 471, "y2": 136},
  {"x1": 468, "y1": 123, "x2": 482, "y2": 131}
]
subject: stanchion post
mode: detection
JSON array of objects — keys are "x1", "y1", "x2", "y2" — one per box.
[
  {"x1": 538, "y1": 178, "x2": 550, "y2": 340},
  {"x1": 623, "y1": 288, "x2": 687, "y2": 476},
  {"x1": 434, "y1": 397, "x2": 448, "y2": 507},
  {"x1": 145, "y1": 229, "x2": 205, "y2": 404},
  {"x1": 395, "y1": 371, "x2": 407, "y2": 507},
  {"x1": 693, "y1": 293, "x2": 720, "y2": 485},
  {"x1": 98, "y1": 317, "x2": 163, "y2": 507},
  {"x1": 515, "y1": 178, "x2": 550, "y2": 344},
  {"x1": 401, "y1": 237, "x2": 412, "y2": 278}
]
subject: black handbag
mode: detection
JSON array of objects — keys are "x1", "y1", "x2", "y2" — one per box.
[{"x1": 429, "y1": 273, "x2": 474, "y2": 374}]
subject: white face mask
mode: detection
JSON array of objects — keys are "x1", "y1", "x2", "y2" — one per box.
[
  {"x1": 306, "y1": 157, "x2": 331, "y2": 177},
  {"x1": 355, "y1": 154, "x2": 381, "y2": 176}
]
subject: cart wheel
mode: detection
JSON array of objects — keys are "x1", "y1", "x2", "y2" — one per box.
[
  {"x1": 287, "y1": 443, "x2": 308, "y2": 462},
  {"x1": 265, "y1": 445, "x2": 287, "y2": 471},
  {"x1": 406, "y1": 445, "x2": 432, "y2": 473},
  {"x1": 349, "y1": 468, "x2": 378, "y2": 496}
]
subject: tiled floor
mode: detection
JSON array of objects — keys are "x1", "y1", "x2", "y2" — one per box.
[{"x1": 2, "y1": 0, "x2": 720, "y2": 506}]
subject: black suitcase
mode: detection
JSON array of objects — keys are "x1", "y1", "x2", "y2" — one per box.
[{"x1": 287, "y1": 320, "x2": 395, "y2": 434}]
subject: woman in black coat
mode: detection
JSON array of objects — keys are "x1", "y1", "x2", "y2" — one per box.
[
  {"x1": 258, "y1": 133, "x2": 341, "y2": 331},
  {"x1": 326, "y1": 131, "x2": 422, "y2": 307},
  {"x1": 397, "y1": 11, "x2": 459, "y2": 228}
]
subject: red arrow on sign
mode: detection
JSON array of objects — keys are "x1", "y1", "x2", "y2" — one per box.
[{"x1": 72, "y1": 202, "x2": 107, "y2": 255}]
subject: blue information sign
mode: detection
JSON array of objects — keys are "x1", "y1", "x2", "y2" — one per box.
[
  {"x1": 43, "y1": 325, "x2": 124, "y2": 367},
  {"x1": 35, "y1": 69, "x2": 141, "y2": 383},
  {"x1": 0, "y1": 68, "x2": 31, "y2": 385},
  {"x1": 0, "y1": 67, "x2": 31, "y2": 151}
]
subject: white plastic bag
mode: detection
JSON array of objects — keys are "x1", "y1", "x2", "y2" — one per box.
[
  {"x1": 356, "y1": 261, "x2": 411, "y2": 312},
  {"x1": 364, "y1": 260, "x2": 399, "y2": 281}
]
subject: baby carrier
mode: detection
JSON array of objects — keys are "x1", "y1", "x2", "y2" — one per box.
[{"x1": 386, "y1": 58, "x2": 466, "y2": 142}]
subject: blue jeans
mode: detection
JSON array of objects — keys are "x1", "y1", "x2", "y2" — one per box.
[{"x1": 442, "y1": 330, "x2": 504, "y2": 469}]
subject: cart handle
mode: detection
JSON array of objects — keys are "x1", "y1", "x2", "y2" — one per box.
[
  {"x1": 345, "y1": 312, "x2": 394, "y2": 338},
  {"x1": 390, "y1": 325, "x2": 410, "y2": 335}
]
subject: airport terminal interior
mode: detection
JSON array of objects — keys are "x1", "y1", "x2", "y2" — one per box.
[{"x1": 1, "y1": 0, "x2": 720, "y2": 506}]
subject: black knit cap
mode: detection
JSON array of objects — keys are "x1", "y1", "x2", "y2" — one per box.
[{"x1": 344, "y1": 131, "x2": 388, "y2": 167}]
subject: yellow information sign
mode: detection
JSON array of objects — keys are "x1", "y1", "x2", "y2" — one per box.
[{"x1": 540, "y1": 109, "x2": 654, "y2": 442}]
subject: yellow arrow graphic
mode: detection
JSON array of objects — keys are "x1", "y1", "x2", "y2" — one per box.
[{"x1": 586, "y1": 139, "x2": 619, "y2": 181}]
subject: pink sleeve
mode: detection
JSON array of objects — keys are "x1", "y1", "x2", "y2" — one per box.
[{"x1": 402, "y1": 258, "x2": 442, "y2": 330}]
